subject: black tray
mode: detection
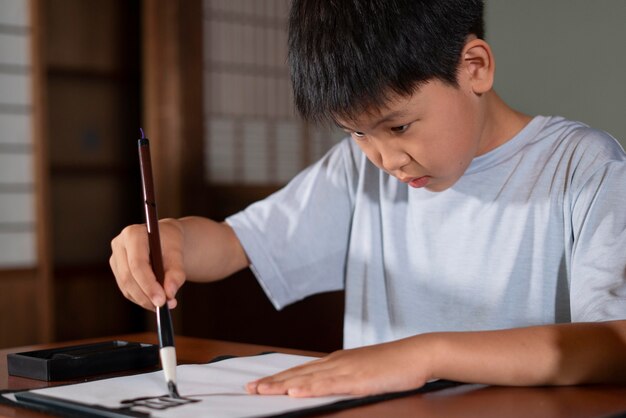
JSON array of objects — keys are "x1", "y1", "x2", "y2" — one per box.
[{"x1": 7, "y1": 340, "x2": 159, "y2": 381}]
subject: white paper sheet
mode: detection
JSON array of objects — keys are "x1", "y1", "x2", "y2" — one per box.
[{"x1": 5, "y1": 353, "x2": 354, "y2": 418}]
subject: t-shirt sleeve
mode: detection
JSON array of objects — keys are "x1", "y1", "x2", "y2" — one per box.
[
  {"x1": 569, "y1": 131, "x2": 626, "y2": 322},
  {"x1": 225, "y1": 138, "x2": 360, "y2": 310}
]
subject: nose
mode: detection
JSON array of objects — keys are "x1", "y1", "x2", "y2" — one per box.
[{"x1": 378, "y1": 145, "x2": 410, "y2": 173}]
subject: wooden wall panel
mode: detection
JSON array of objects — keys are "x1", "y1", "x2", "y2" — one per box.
[
  {"x1": 45, "y1": 0, "x2": 126, "y2": 72},
  {"x1": 180, "y1": 273, "x2": 344, "y2": 353},
  {"x1": 50, "y1": 176, "x2": 133, "y2": 265},
  {"x1": 54, "y1": 268, "x2": 145, "y2": 341},
  {"x1": 42, "y1": 0, "x2": 141, "y2": 342},
  {"x1": 47, "y1": 77, "x2": 134, "y2": 168},
  {"x1": 0, "y1": 270, "x2": 42, "y2": 348}
]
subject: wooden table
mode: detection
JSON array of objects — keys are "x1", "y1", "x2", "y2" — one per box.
[{"x1": 2, "y1": 333, "x2": 626, "y2": 418}]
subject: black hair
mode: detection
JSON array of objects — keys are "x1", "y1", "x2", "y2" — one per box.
[{"x1": 288, "y1": 0, "x2": 485, "y2": 124}]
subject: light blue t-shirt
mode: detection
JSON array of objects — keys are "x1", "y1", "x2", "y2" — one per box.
[{"x1": 227, "y1": 116, "x2": 626, "y2": 348}]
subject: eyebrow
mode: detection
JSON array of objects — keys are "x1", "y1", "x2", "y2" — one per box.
[{"x1": 334, "y1": 110, "x2": 411, "y2": 132}]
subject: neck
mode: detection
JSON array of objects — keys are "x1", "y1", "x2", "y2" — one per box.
[{"x1": 478, "y1": 91, "x2": 532, "y2": 155}]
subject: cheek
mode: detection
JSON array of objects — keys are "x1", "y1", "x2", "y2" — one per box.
[
  {"x1": 436, "y1": 110, "x2": 480, "y2": 159},
  {"x1": 356, "y1": 142, "x2": 384, "y2": 169},
  {"x1": 413, "y1": 128, "x2": 474, "y2": 174}
]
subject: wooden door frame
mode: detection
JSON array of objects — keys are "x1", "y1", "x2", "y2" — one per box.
[
  {"x1": 30, "y1": 0, "x2": 54, "y2": 343},
  {"x1": 142, "y1": 0, "x2": 205, "y2": 219}
]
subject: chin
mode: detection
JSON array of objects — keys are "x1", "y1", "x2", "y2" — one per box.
[{"x1": 425, "y1": 181, "x2": 453, "y2": 193}]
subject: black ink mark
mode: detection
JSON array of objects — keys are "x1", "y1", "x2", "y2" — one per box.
[{"x1": 119, "y1": 394, "x2": 199, "y2": 411}]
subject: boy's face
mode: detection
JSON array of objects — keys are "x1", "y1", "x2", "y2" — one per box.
[{"x1": 336, "y1": 78, "x2": 493, "y2": 192}]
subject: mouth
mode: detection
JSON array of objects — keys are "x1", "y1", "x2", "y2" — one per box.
[{"x1": 401, "y1": 176, "x2": 430, "y2": 188}]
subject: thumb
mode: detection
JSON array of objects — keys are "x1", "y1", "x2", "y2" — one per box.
[
  {"x1": 162, "y1": 243, "x2": 185, "y2": 300},
  {"x1": 164, "y1": 267, "x2": 185, "y2": 300}
]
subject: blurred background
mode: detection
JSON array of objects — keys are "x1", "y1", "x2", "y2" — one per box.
[{"x1": 0, "y1": 0, "x2": 624, "y2": 351}]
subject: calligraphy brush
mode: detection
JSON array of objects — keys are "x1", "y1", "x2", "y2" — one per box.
[{"x1": 138, "y1": 128, "x2": 180, "y2": 399}]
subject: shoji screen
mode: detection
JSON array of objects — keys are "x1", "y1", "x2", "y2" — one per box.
[
  {"x1": 0, "y1": 0, "x2": 52, "y2": 348},
  {"x1": 0, "y1": 0, "x2": 36, "y2": 267},
  {"x1": 203, "y1": 0, "x2": 344, "y2": 186}
]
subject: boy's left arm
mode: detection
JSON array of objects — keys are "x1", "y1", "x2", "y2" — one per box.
[{"x1": 247, "y1": 320, "x2": 626, "y2": 397}]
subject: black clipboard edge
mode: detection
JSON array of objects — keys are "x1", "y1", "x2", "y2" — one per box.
[
  {"x1": 4, "y1": 380, "x2": 463, "y2": 418},
  {"x1": 14, "y1": 392, "x2": 147, "y2": 418},
  {"x1": 0, "y1": 389, "x2": 132, "y2": 418}
]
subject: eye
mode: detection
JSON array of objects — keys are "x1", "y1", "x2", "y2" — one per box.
[
  {"x1": 352, "y1": 131, "x2": 366, "y2": 138},
  {"x1": 390, "y1": 124, "x2": 410, "y2": 133}
]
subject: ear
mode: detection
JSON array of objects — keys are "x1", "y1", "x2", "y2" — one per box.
[{"x1": 460, "y1": 38, "x2": 495, "y2": 94}]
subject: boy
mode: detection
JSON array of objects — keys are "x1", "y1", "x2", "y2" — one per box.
[{"x1": 110, "y1": 0, "x2": 626, "y2": 397}]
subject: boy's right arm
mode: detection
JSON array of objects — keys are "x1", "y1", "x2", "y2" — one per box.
[{"x1": 109, "y1": 216, "x2": 249, "y2": 311}]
